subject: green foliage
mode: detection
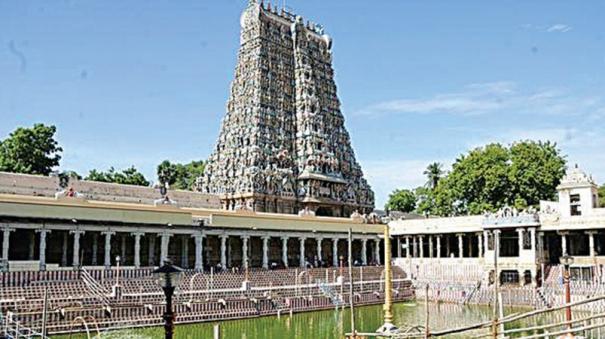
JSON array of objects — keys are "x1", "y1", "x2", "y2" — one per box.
[
  {"x1": 423, "y1": 162, "x2": 443, "y2": 189},
  {"x1": 0, "y1": 123, "x2": 62, "y2": 175},
  {"x1": 157, "y1": 160, "x2": 205, "y2": 190},
  {"x1": 432, "y1": 141, "x2": 566, "y2": 216},
  {"x1": 413, "y1": 186, "x2": 435, "y2": 215},
  {"x1": 385, "y1": 189, "x2": 416, "y2": 213},
  {"x1": 508, "y1": 141, "x2": 567, "y2": 208},
  {"x1": 85, "y1": 166, "x2": 150, "y2": 186},
  {"x1": 599, "y1": 185, "x2": 605, "y2": 208}
]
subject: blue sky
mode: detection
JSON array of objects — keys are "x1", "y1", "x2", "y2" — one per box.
[{"x1": 1, "y1": 1, "x2": 604, "y2": 207}]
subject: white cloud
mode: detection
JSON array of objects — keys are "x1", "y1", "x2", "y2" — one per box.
[
  {"x1": 547, "y1": 24, "x2": 572, "y2": 33},
  {"x1": 355, "y1": 81, "x2": 512, "y2": 116},
  {"x1": 354, "y1": 82, "x2": 602, "y2": 119},
  {"x1": 521, "y1": 23, "x2": 573, "y2": 33}
]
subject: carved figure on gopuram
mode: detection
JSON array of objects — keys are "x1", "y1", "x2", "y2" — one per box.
[{"x1": 198, "y1": 1, "x2": 374, "y2": 217}]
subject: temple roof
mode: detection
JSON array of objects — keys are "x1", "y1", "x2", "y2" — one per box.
[{"x1": 557, "y1": 165, "x2": 597, "y2": 189}]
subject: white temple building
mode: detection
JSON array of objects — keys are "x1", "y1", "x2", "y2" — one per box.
[{"x1": 390, "y1": 165, "x2": 605, "y2": 286}]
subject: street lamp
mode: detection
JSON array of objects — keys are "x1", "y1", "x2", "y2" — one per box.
[
  {"x1": 154, "y1": 259, "x2": 184, "y2": 339},
  {"x1": 560, "y1": 253, "x2": 574, "y2": 337}
]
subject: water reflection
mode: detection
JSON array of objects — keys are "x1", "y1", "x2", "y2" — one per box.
[{"x1": 55, "y1": 302, "x2": 601, "y2": 339}]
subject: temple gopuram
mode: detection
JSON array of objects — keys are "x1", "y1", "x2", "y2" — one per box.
[{"x1": 198, "y1": 0, "x2": 374, "y2": 217}]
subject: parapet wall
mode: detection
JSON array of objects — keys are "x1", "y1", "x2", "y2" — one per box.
[{"x1": 0, "y1": 171, "x2": 221, "y2": 209}]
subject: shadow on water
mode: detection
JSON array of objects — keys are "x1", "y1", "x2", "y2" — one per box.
[{"x1": 52, "y1": 302, "x2": 542, "y2": 339}]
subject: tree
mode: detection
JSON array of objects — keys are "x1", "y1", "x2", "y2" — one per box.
[
  {"x1": 508, "y1": 141, "x2": 566, "y2": 208},
  {"x1": 414, "y1": 186, "x2": 435, "y2": 215},
  {"x1": 431, "y1": 141, "x2": 566, "y2": 216},
  {"x1": 423, "y1": 162, "x2": 443, "y2": 189},
  {"x1": 0, "y1": 123, "x2": 62, "y2": 175},
  {"x1": 156, "y1": 160, "x2": 205, "y2": 190},
  {"x1": 385, "y1": 189, "x2": 416, "y2": 213},
  {"x1": 85, "y1": 166, "x2": 150, "y2": 186},
  {"x1": 599, "y1": 185, "x2": 605, "y2": 208}
]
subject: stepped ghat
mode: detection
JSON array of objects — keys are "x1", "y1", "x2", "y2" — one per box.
[
  {"x1": 0, "y1": 169, "x2": 394, "y2": 335},
  {"x1": 198, "y1": 0, "x2": 374, "y2": 217}
]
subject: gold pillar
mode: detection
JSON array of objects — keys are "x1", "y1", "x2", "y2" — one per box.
[{"x1": 376, "y1": 224, "x2": 398, "y2": 334}]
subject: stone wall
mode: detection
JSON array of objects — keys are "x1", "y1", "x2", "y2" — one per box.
[{"x1": 0, "y1": 171, "x2": 221, "y2": 209}]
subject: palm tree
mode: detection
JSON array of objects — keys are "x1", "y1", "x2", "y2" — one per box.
[{"x1": 423, "y1": 162, "x2": 443, "y2": 190}]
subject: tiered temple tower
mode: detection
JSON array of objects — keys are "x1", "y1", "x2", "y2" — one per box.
[{"x1": 198, "y1": 1, "x2": 374, "y2": 217}]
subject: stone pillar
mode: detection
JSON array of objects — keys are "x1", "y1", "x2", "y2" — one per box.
[
  {"x1": 494, "y1": 230, "x2": 501, "y2": 258},
  {"x1": 37, "y1": 229, "x2": 50, "y2": 271},
  {"x1": 396, "y1": 237, "x2": 402, "y2": 258},
  {"x1": 412, "y1": 236, "x2": 418, "y2": 257},
  {"x1": 530, "y1": 228, "x2": 536, "y2": 252},
  {"x1": 428, "y1": 236, "x2": 433, "y2": 258},
  {"x1": 299, "y1": 237, "x2": 306, "y2": 268},
  {"x1": 159, "y1": 233, "x2": 172, "y2": 265},
  {"x1": 483, "y1": 231, "x2": 489, "y2": 252},
  {"x1": 538, "y1": 232, "x2": 545, "y2": 261},
  {"x1": 181, "y1": 236, "x2": 189, "y2": 268},
  {"x1": 405, "y1": 236, "x2": 411, "y2": 258},
  {"x1": 468, "y1": 234, "x2": 473, "y2": 257},
  {"x1": 477, "y1": 233, "x2": 483, "y2": 258},
  {"x1": 120, "y1": 234, "x2": 127, "y2": 261},
  {"x1": 587, "y1": 231, "x2": 597, "y2": 257},
  {"x1": 446, "y1": 235, "x2": 451, "y2": 257},
  {"x1": 361, "y1": 238, "x2": 368, "y2": 265},
  {"x1": 132, "y1": 232, "x2": 143, "y2": 268},
  {"x1": 418, "y1": 236, "x2": 424, "y2": 258},
  {"x1": 457, "y1": 234, "x2": 464, "y2": 258},
  {"x1": 71, "y1": 230, "x2": 84, "y2": 267},
  {"x1": 102, "y1": 231, "x2": 114, "y2": 269},
  {"x1": 332, "y1": 238, "x2": 339, "y2": 267},
  {"x1": 262, "y1": 236, "x2": 270, "y2": 269},
  {"x1": 436, "y1": 235, "x2": 441, "y2": 258},
  {"x1": 347, "y1": 235, "x2": 353, "y2": 266},
  {"x1": 148, "y1": 236, "x2": 156, "y2": 266},
  {"x1": 28, "y1": 232, "x2": 35, "y2": 260},
  {"x1": 61, "y1": 231, "x2": 69, "y2": 266},
  {"x1": 516, "y1": 228, "x2": 524, "y2": 257},
  {"x1": 316, "y1": 237, "x2": 323, "y2": 264},
  {"x1": 374, "y1": 238, "x2": 381, "y2": 265},
  {"x1": 193, "y1": 234, "x2": 204, "y2": 271},
  {"x1": 560, "y1": 232, "x2": 568, "y2": 255},
  {"x1": 1, "y1": 227, "x2": 14, "y2": 264},
  {"x1": 220, "y1": 234, "x2": 228, "y2": 269},
  {"x1": 242, "y1": 235, "x2": 249, "y2": 268},
  {"x1": 281, "y1": 236, "x2": 289, "y2": 268},
  {"x1": 91, "y1": 233, "x2": 98, "y2": 265}
]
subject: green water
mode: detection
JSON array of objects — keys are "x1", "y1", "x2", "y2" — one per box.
[{"x1": 54, "y1": 302, "x2": 535, "y2": 338}]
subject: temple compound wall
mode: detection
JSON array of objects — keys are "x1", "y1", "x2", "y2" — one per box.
[
  {"x1": 198, "y1": 1, "x2": 374, "y2": 217},
  {"x1": 390, "y1": 166, "x2": 605, "y2": 287}
]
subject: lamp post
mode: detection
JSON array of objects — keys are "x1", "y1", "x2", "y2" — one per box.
[
  {"x1": 561, "y1": 253, "x2": 574, "y2": 338},
  {"x1": 154, "y1": 259, "x2": 183, "y2": 339}
]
